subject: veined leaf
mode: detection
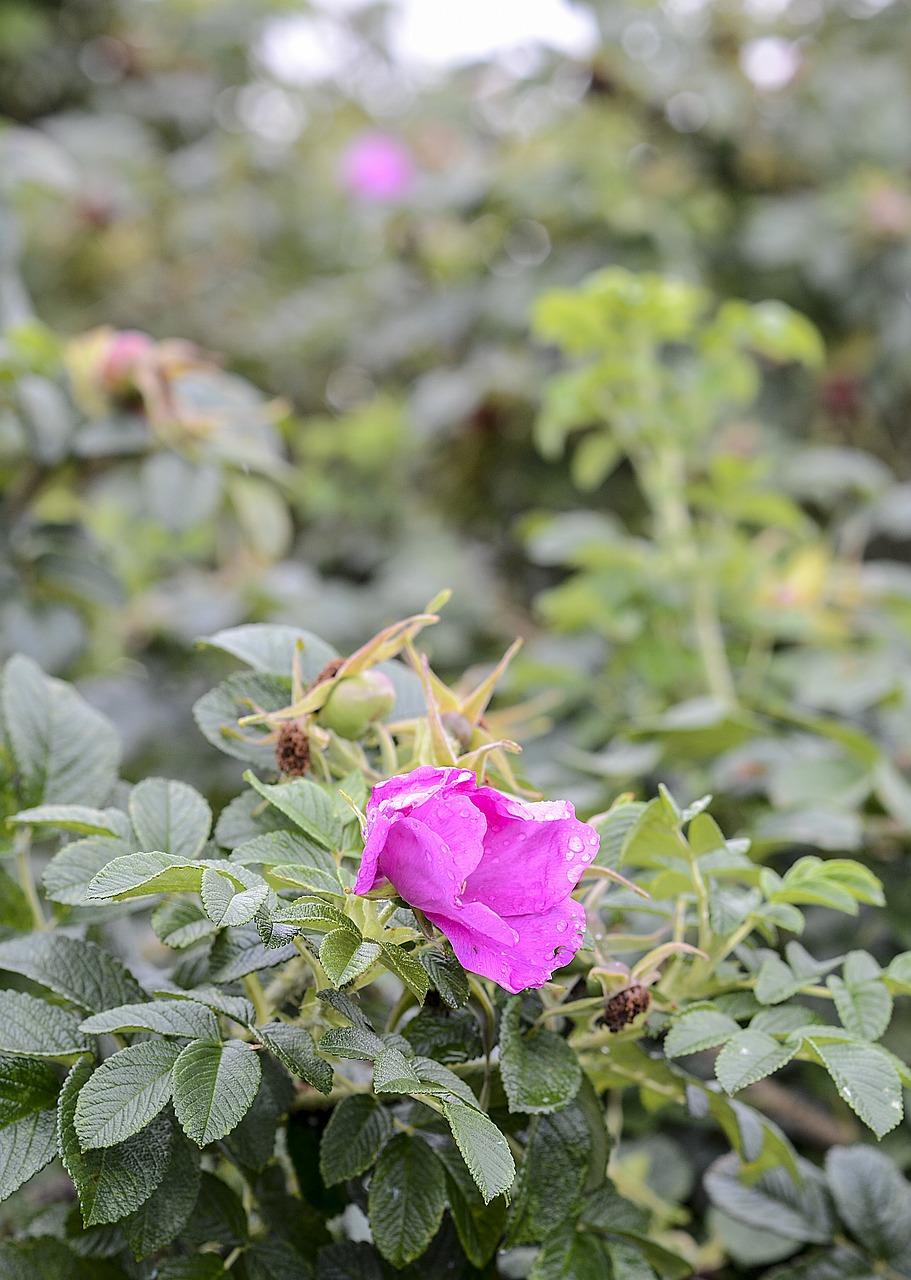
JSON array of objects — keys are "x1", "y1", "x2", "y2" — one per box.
[
  {"x1": 128, "y1": 778, "x2": 212, "y2": 860},
  {"x1": 367, "y1": 1133, "x2": 446, "y2": 1268},
  {"x1": 172, "y1": 1039, "x2": 262, "y2": 1147},
  {"x1": 244, "y1": 772, "x2": 341, "y2": 850},
  {"x1": 0, "y1": 990, "x2": 89, "y2": 1060},
  {"x1": 320, "y1": 1095, "x2": 393, "y2": 1187},
  {"x1": 74, "y1": 1041, "x2": 181, "y2": 1149},
  {"x1": 79, "y1": 1000, "x2": 219, "y2": 1040},
  {"x1": 0, "y1": 933, "x2": 145, "y2": 1012}
]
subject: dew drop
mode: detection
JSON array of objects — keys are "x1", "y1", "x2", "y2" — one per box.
[
  {"x1": 566, "y1": 870, "x2": 576, "y2": 881},
  {"x1": 556, "y1": 921, "x2": 567, "y2": 933},
  {"x1": 568, "y1": 836, "x2": 584, "y2": 853},
  {"x1": 581, "y1": 852, "x2": 593, "y2": 862},
  {"x1": 565, "y1": 850, "x2": 575, "y2": 861}
]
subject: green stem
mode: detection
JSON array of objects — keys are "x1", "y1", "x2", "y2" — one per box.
[
  {"x1": 640, "y1": 445, "x2": 737, "y2": 706},
  {"x1": 241, "y1": 973, "x2": 271, "y2": 1024},
  {"x1": 293, "y1": 936, "x2": 330, "y2": 990},
  {"x1": 14, "y1": 828, "x2": 47, "y2": 931}
]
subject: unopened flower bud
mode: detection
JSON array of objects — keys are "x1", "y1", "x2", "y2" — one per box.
[{"x1": 318, "y1": 670, "x2": 396, "y2": 739}]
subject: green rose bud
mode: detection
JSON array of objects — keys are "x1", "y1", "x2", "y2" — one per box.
[{"x1": 317, "y1": 670, "x2": 396, "y2": 739}]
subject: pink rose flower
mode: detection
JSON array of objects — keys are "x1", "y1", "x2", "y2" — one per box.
[
  {"x1": 339, "y1": 132, "x2": 415, "y2": 202},
  {"x1": 354, "y1": 767, "x2": 597, "y2": 993}
]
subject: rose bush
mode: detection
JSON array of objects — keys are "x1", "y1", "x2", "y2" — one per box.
[{"x1": 354, "y1": 765, "x2": 597, "y2": 992}]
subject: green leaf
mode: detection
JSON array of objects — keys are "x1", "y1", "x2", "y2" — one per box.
[
  {"x1": 8, "y1": 805, "x2": 129, "y2": 838},
  {"x1": 43, "y1": 836, "x2": 135, "y2": 906},
  {"x1": 0, "y1": 1054, "x2": 59, "y2": 1127},
  {"x1": 529, "y1": 1225, "x2": 611, "y2": 1280},
  {"x1": 263, "y1": 864, "x2": 342, "y2": 897},
  {"x1": 0, "y1": 866, "x2": 31, "y2": 932},
  {"x1": 373, "y1": 1047, "x2": 421, "y2": 1094},
  {"x1": 0, "y1": 1109, "x2": 58, "y2": 1202},
  {"x1": 2, "y1": 655, "x2": 121, "y2": 807},
  {"x1": 58, "y1": 1057, "x2": 172, "y2": 1226},
  {"x1": 225, "y1": 1053, "x2": 294, "y2": 1172},
  {"x1": 825, "y1": 1144, "x2": 911, "y2": 1262},
  {"x1": 258, "y1": 1022, "x2": 333, "y2": 1094},
  {"x1": 418, "y1": 949, "x2": 470, "y2": 1009},
  {"x1": 74, "y1": 1041, "x2": 182, "y2": 1148},
  {"x1": 79, "y1": 999, "x2": 219, "y2": 1040},
  {"x1": 499, "y1": 997, "x2": 582, "y2": 1114},
  {"x1": 318, "y1": 1025, "x2": 385, "y2": 1061},
  {"x1": 828, "y1": 951, "x2": 892, "y2": 1041},
  {"x1": 207, "y1": 926, "x2": 298, "y2": 983},
  {"x1": 437, "y1": 1142, "x2": 508, "y2": 1268},
  {"x1": 800, "y1": 1035, "x2": 904, "y2": 1137},
  {"x1": 199, "y1": 624, "x2": 338, "y2": 679},
  {"x1": 193, "y1": 672, "x2": 292, "y2": 768},
  {"x1": 319, "y1": 1095, "x2": 393, "y2": 1186},
  {"x1": 402, "y1": 1006, "x2": 483, "y2": 1064},
  {"x1": 320, "y1": 931, "x2": 379, "y2": 986},
  {"x1": 0, "y1": 990, "x2": 89, "y2": 1060},
  {"x1": 0, "y1": 932, "x2": 145, "y2": 1011},
  {"x1": 507, "y1": 1102, "x2": 594, "y2": 1247},
  {"x1": 592, "y1": 801, "x2": 647, "y2": 869},
  {"x1": 378, "y1": 942, "x2": 429, "y2": 1003},
  {"x1": 409, "y1": 1056, "x2": 482, "y2": 1110},
  {"x1": 715, "y1": 1031, "x2": 797, "y2": 1094},
  {"x1": 441, "y1": 1102, "x2": 515, "y2": 1204},
  {"x1": 122, "y1": 1125, "x2": 201, "y2": 1259},
  {"x1": 274, "y1": 896, "x2": 356, "y2": 933},
  {"x1": 172, "y1": 1039, "x2": 262, "y2": 1146},
  {"x1": 367, "y1": 1133, "x2": 446, "y2": 1267},
  {"x1": 161, "y1": 987, "x2": 255, "y2": 1026},
  {"x1": 153, "y1": 1256, "x2": 226, "y2": 1280},
  {"x1": 182, "y1": 1171, "x2": 248, "y2": 1248},
  {"x1": 664, "y1": 1005, "x2": 743, "y2": 1058},
  {"x1": 128, "y1": 778, "x2": 212, "y2": 860},
  {"x1": 88, "y1": 852, "x2": 259, "y2": 902},
  {"x1": 200, "y1": 866, "x2": 270, "y2": 926},
  {"x1": 704, "y1": 1152, "x2": 834, "y2": 1245},
  {"x1": 214, "y1": 788, "x2": 292, "y2": 848},
  {"x1": 151, "y1": 900, "x2": 218, "y2": 950},
  {"x1": 755, "y1": 955, "x2": 805, "y2": 1005},
  {"x1": 230, "y1": 829, "x2": 338, "y2": 877},
  {"x1": 244, "y1": 773, "x2": 342, "y2": 849}
]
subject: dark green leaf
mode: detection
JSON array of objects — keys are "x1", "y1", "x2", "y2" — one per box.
[
  {"x1": 259, "y1": 1022, "x2": 333, "y2": 1094},
  {"x1": 207, "y1": 925, "x2": 298, "y2": 982},
  {"x1": 419, "y1": 949, "x2": 470, "y2": 1009},
  {"x1": 367, "y1": 1133, "x2": 446, "y2": 1268},
  {"x1": 500, "y1": 996, "x2": 582, "y2": 1114},
  {"x1": 715, "y1": 1031, "x2": 796, "y2": 1094},
  {"x1": 43, "y1": 837, "x2": 135, "y2": 906},
  {"x1": 58, "y1": 1057, "x2": 172, "y2": 1226},
  {"x1": 319, "y1": 1095, "x2": 393, "y2": 1186},
  {"x1": 378, "y1": 942, "x2": 429, "y2": 1002},
  {"x1": 0, "y1": 1053, "x2": 59, "y2": 1126},
  {"x1": 225, "y1": 1054, "x2": 295, "y2": 1171},
  {"x1": 151, "y1": 899, "x2": 218, "y2": 949},
  {"x1": 704, "y1": 1152, "x2": 834, "y2": 1245},
  {"x1": 122, "y1": 1124, "x2": 201, "y2": 1258}
]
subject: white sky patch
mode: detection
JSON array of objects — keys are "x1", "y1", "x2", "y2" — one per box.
[
  {"x1": 739, "y1": 35, "x2": 801, "y2": 90},
  {"x1": 257, "y1": 0, "x2": 599, "y2": 85}
]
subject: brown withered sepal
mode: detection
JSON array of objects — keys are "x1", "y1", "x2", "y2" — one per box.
[
  {"x1": 601, "y1": 984, "x2": 651, "y2": 1033},
  {"x1": 275, "y1": 721, "x2": 311, "y2": 777}
]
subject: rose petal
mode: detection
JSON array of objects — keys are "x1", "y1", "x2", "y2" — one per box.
[
  {"x1": 431, "y1": 898, "x2": 586, "y2": 994},
  {"x1": 463, "y1": 788, "x2": 599, "y2": 917},
  {"x1": 372, "y1": 811, "x2": 487, "y2": 919},
  {"x1": 367, "y1": 767, "x2": 475, "y2": 820}
]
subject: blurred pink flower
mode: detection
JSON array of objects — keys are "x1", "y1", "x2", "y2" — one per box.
[
  {"x1": 354, "y1": 766, "x2": 597, "y2": 993},
  {"x1": 340, "y1": 132, "x2": 415, "y2": 202}
]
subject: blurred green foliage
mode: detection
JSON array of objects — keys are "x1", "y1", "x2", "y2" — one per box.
[{"x1": 3, "y1": 0, "x2": 911, "y2": 1274}]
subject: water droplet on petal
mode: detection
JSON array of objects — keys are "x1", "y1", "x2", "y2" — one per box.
[
  {"x1": 566, "y1": 870, "x2": 576, "y2": 881},
  {"x1": 568, "y1": 836, "x2": 584, "y2": 853},
  {"x1": 556, "y1": 921, "x2": 567, "y2": 933}
]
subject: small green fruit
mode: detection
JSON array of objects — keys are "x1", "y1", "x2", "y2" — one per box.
[{"x1": 318, "y1": 670, "x2": 396, "y2": 739}]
